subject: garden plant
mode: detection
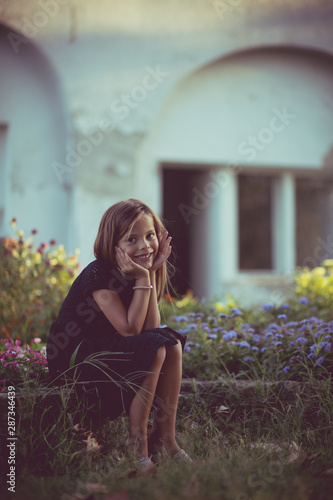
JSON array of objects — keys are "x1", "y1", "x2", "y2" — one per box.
[{"x1": 0, "y1": 223, "x2": 333, "y2": 499}]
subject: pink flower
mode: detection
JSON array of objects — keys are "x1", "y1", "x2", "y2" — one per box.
[
  {"x1": 31, "y1": 338, "x2": 41, "y2": 344},
  {"x1": 31, "y1": 229, "x2": 38, "y2": 235}
]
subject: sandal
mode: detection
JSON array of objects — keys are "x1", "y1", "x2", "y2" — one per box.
[
  {"x1": 173, "y1": 449, "x2": 193, "y2": 462},
  {"x1": 137, "y1": 457, "x2": 154, "y2": 469}
]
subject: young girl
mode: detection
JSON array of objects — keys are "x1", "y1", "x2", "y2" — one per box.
[{"x1": 46, "y1": 199, "x2": 191, "y2": 468}]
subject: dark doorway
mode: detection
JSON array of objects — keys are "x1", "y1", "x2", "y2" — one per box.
[{"x1": 162, "y1": 166, "x2": 194, "y2": 296}]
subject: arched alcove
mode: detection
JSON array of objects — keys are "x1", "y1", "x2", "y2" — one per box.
[
  {"x1": 135, "y1": 45, "x2": 333, "y2": 301},
  {"x1": 0, "y1": 23, "x2": 72, "y2": 249}
]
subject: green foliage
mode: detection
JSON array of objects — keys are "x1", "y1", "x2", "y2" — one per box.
[
  {"x1": 292, "y1": 260, "x2": 333, "y2": 315},
  {"x1": 0, "y1": 219, "x2": 80, "y2": 343}
]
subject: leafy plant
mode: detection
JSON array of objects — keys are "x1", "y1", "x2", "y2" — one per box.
[{"x1": 0, "y1": 219, "x2": 80, "y2": 343}]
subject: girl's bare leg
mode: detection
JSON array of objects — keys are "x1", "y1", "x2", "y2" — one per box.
[
  {"x1": 128, "y1": 345, "x2": 166, "y2": 458},
  {"x1": 152, "y1": 340, "x2": 183, "y2": 456}
]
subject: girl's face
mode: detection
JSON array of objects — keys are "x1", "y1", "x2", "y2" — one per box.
[{"x1": 117, "y1": 214, "x2": 159, "y2": 270}]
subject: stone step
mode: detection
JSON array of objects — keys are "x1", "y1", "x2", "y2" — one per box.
[{"x1": 0, "y1": 379, "x2": 329, "y2": 432}]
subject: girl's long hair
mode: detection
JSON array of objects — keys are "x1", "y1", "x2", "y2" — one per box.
[{"x1": 93, "y1": 199, "x2": 172, "y2": 302}]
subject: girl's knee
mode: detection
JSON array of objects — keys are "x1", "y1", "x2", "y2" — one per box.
[
  {"x1": 154, "y1": 345, "x2": 167, "y2": 366},
  {"x1": 166, "y1": 341, "x2": 182, "y2": 361}
]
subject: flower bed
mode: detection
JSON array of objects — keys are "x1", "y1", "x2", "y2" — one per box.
[
  {"x1": 170, "y1": 302, "x2": 333, "y2": 381},
  {"x1": 0, "y1": 219, "x2": 80, "y2": 344},
  {"x1": 0, "y1": 338, "x2": 49, "y2": 391},
  {"x1": 1, "y1": 221, "x2": 333, "y2": 390}
]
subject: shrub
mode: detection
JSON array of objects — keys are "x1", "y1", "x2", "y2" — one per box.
[{"x1": 0, "y1": 219, "x2": 80, "y2": 343}]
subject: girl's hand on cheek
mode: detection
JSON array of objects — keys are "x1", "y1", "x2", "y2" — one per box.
[
  {"x1": 150, "y1": 232, "x2": 172, "y2": 272},
  {"x1": 115, "y1": 247, "x2": 149, "y2": 278}
]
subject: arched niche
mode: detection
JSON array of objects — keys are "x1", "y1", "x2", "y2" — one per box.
[{"x1": 0, "y1": 23, "x2": 72, "y2": 250}]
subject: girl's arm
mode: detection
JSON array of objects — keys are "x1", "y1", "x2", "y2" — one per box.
[
  {"x1": 142, "y1": 270, "x2": 160, "y2": 331},
  {"x1": 92, "y1": 250, "x2": 152, "y2": 337},
  {"x1": 142, "y1": 232, "x2": 172, "y2": 331}
]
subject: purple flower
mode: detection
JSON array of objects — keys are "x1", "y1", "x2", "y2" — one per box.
[
  {"x1": 269, "y1": 323, "x2": 280, "y2": 331},
  {"x1": 299, "y1": 297, "x2": 309, "y2": 305},
  {"x1": 172, "y1": 315, "x2": 188, "y2": 323},
  {"x1": 311, "y1": 341, "x2": 331, "y2": 352},
  {"x1": 296, "y1": 337, "x2": 308, "y2": 345},
  {"x1": 230, "y1": 308, "x2": 242, "y2": 317},
  {"x1": 286, "y1": 321, "x2": 298, "y2": 328},
  {"x1": 323, "y1": 342, "x2": 331, "y2": 352},
  {"x1": 283, "y1": 366, "x2": 291, "y2": 374},
  {"x1": 243, "y1": 356, "x2": 255, "y2": 363},
  {"x1": 218, "y1": 313, "x2": 229, "y2": 319},
  {"x1": 208, "y1": 333, "x2": 218, "y2": 339},
  {"x1": 316, "y1": 356, "x2": 325, "y2": 366},
  {"x1": 223, "y1": 330, "x2": 237, "y2": 340},
  {"x1": 278, "y1": 314, "x2": 287, "y2": 321},
  {"x1": 262, "y1": 304, "x2": 273, "y2": 311},
  {"x1": 307, "y1": 353, "x2": 315, "y2": 360},
  {"x1": 238, "y1": 341, "x2": 251, "y2": 348},
  {"x1": 282, "y1": 303, "x2": 290, "y2": 309}
]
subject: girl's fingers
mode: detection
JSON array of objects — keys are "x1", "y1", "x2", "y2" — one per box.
[{"x1": 161, "y1": 236, "x2": 171, "y2": 254}]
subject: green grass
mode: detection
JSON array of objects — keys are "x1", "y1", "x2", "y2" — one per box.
[{"x1": 1, "y1": 379, "x2": 333, "y2": 500}]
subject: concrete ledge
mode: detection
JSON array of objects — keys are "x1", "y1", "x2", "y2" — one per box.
[{"x1": 1, "y1": 379, "x2": 330, "y2": 431}]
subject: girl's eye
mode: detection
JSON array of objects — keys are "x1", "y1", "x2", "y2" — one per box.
[
  {"x1": 147, "y1": 233, "x2": 155, "y2": 239},
  {"x1": 128, "y1": 237, "x2": 136, "y2": 243}
]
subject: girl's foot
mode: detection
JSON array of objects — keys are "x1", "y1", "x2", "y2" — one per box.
[
  {"x1": 173, "y1": 449, "x2": 193, "y2": 462},
  {"x1": 138, "y1": 457, "x2": 154, "y2": 468},
  {"x1": 148, "y1": 430, "x2": 192, "y2": 462},
  {"x1": 137, "y1": 456, "x2": 156, "y2": 476}
]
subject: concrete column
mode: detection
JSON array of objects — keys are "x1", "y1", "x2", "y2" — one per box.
[
  {"x1": 218, "y1": 167, "x2": 238, "y2": 283},
  {"x1": 273, "y1": 172, "x2": 295, "y2": 276}
]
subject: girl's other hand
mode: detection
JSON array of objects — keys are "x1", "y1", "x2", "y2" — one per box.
[
  {"x1": 150, "y1": 232, "x2": 172, "y2": 272},
  {"x1": 115, "y1": 247, "x2": 149, "y2": 279}
]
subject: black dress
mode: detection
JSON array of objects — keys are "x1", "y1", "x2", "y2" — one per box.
[{"x1": 46, "y1": 259, "x2": 186, "y2": 424}]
